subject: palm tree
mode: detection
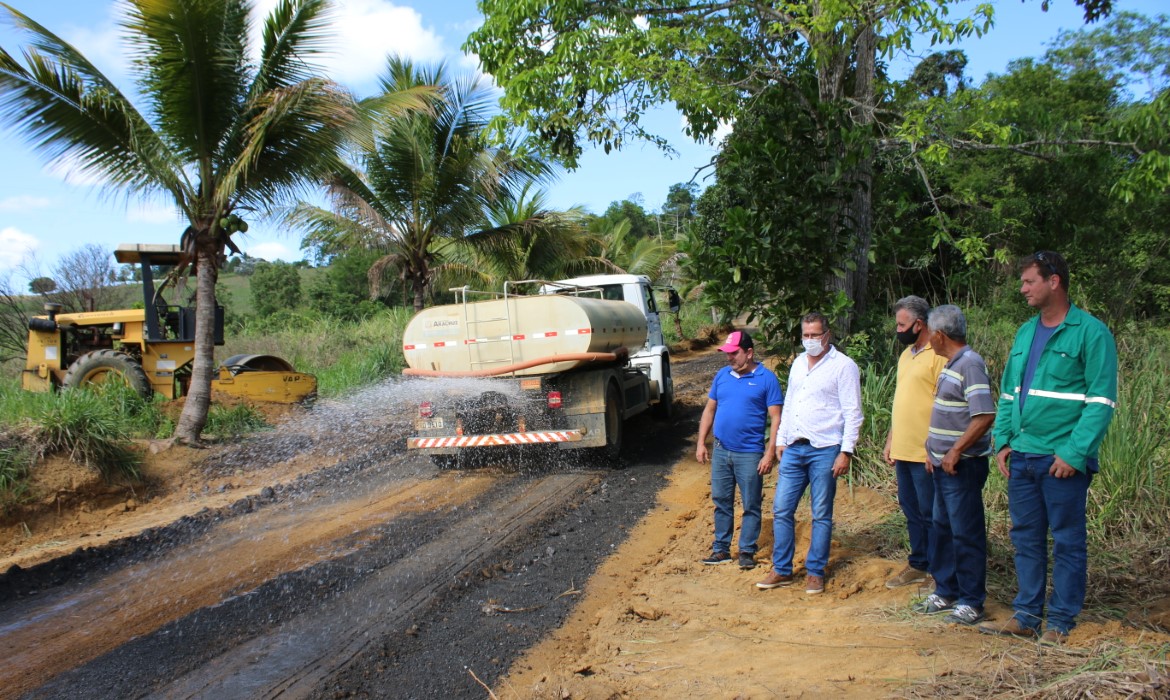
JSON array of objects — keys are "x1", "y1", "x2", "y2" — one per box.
[
  {"x1": 0, "y1": 0, "x2": 428, "y2": 442},
  {"x1": 290, "y1": 58, "x2": 553, "y2": 311},
  {"x1": 437, "y1": 184, "x2": 600, "y2": 289},
  {"x1": 589, "y1": 217, "x2": 679, "y2": 281}
]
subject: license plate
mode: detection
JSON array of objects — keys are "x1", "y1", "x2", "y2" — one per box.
[{"x1": 416, "y1": 417, "x2": 445, "y2": 430}]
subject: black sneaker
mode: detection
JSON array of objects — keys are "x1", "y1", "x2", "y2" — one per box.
[
  {"x1": 738, "y1": 553, "x2": 756, "y2": 569},
  {"x1": 702, "y1": 551, "x2": 732, "y2": 565}
]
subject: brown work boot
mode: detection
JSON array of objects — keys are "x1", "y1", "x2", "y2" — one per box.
[
  {"x1": 978, "y1": 616, "x2": 1037, "y2": 639},
  {"x1": 805, "y1": 574, "x2": 825, "y2": 594},
  {"x1": 885, "y1": 566, "x2": 929, "y2": 589},
  {"x1": 756, "y1": 571, "x2": 794, "y2": 589},
  {"x1": 1040, "y1": 628, "x2": 1069, "y2": 646}
]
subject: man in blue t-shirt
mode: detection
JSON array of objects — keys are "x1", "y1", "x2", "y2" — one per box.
[{"x1": 696, "y1": 331, "x2": 784, "y2": 569}]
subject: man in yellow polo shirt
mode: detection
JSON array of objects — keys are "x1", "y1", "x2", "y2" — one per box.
[{"x1": 883, "y1": 296, "x2": 948, "y2": 589}]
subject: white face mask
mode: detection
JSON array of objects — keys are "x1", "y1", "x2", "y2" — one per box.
[{"x1": 802, "y1": 338, "x2": 825, "y2": 356}]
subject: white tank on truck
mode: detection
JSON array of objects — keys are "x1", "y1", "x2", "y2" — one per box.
[
  {"x1": 402, "y1": 276, "x2": 679, "y2": 468},
  {"x1": 402, "y1": 293, "x2": 647, "y2": 376}
]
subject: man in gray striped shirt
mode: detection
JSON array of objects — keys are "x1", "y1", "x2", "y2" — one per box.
[{"x1": 911, "y1": 305, "x2": 996, "y2": 627}]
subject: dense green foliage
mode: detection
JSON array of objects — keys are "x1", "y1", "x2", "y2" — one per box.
[{"x1": 250, "y1": 261, "x2": 304, "y2": 318}]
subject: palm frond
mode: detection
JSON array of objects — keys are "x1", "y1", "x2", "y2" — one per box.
[
  {"x1": 254, "y1": 0, "x2": 333, "y2": 94},
  {"x1": 0, "y1": 15, "x2": 190, "y2": 204},
  {"x1": 125, "y1": 0, "x2": 250, "y2": 163},
  {"x1": 227, "y1": 78, "x2": 358, "y2": 211}
]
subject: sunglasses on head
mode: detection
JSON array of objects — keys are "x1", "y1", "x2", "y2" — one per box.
[{"x1": 1034, "y1": 251, "x2": 1058, "y2": 277}]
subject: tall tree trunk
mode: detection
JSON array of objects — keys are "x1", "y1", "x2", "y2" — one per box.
[
  {"x1": 412, "y1": 276, "x2": 426, "y2": 312},
  {"x1": 174, "y1": 242, "x2": 220, "y2": 443},
  {"x1": 844, "y1": 22, "x2": 877, "y2": 326},
  {"x1": 814, "y1": 21, "x2": 878, "y2": 333}
]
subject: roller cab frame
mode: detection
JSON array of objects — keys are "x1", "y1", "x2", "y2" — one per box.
[{"x1": 22, "y1": 243, "x2": 315, "y2": 403}]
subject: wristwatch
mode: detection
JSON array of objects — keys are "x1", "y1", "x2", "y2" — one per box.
[{"x1": 841, "y1": 450, "x2": 853, "y2": 457}]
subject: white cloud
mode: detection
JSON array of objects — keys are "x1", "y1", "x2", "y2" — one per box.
[
  {"x1": 64, "y1": 9, "x2": 126, "y2": 85},
  {"x1": 679, "y1": 115, "x2": 735, "y2": 146},
  {"x1": 0, "y1": 195, "x2": 52, "y2": 212},
  {"x1": 712, "y1": 119, "x2": 734, "y2": 144},
  {"x1": 128, "y1": 203, "x2": 181, "y2": 225},
  {"x1": 252, "y1": 0, "x2": 447, "y2": 90},
  {"x1": 0, "y1": 227, "x2": 41, "y2": 269},
  {"x1": 246, "y1": 241, "x2": 297, "y2": 262}
]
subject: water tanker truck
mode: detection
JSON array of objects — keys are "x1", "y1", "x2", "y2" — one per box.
[{"x1": 402, "y1": 274, "x2": 679, "y2": 467}]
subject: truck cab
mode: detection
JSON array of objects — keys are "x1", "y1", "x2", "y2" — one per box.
[{"x1": 543, "y1": 274, "x2": 675, "y2": 412}]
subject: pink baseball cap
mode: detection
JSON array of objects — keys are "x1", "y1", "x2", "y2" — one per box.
[{"x1": 718, "y1": 330, "x2": 753, "y2": 353}]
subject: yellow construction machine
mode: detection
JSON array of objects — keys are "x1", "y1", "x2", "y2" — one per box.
[{"x1": 22, "y1": 243, "x2": 316, "y2": 404}]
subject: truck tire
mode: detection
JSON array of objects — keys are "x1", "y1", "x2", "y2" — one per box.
[
  {"x1": 431, "y1": 454, "x2": 461, "y2": 469},
  {"x1": 591, "y1": 383, "x2": 624, "y2": 468},
  {"x1": 652, "y1": 356, "x2": 674, "y2": 420},
  {"x1": 63, "y1": 350, "x2": 152, "y2": 399}
]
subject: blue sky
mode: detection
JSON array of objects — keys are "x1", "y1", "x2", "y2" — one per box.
[{"x1": 0, "y1": 0, "x2": 1163, "y2": 282}]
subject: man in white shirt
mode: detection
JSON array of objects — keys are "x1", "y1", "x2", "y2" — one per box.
[{"x1": 757, "y1": 312, "x2": 863, "y2": 594}]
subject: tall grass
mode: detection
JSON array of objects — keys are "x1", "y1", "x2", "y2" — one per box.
[
  {"x1": 22, "y1": 384, "x2": 143, "y2": 479},
  {"x1": 221, "y1": 307, "x2": 413, "y2": 397}
]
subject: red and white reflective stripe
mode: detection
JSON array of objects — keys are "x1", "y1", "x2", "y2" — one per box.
[
  {"x1": 408, "y1": 327, "x2": 597, "y2": 350},
  {"x1": 407, "y1": 430, "x2": 583, "y2": 448}
]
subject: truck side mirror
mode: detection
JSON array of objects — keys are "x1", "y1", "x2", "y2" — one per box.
[{"x1": 668, "y1": 289, "x2": 681, "y2": 314}]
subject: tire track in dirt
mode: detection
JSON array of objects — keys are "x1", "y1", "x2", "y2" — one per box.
[
  {"x1": 151, "y1": 471, "x2": 597, "y2": 699},
  {"x1": 1, "y1": 468, "x2": 495, "y2": 697}
]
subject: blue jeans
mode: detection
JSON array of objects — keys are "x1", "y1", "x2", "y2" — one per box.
[
  {"x1": 771, "y1": 442, "x2": 839, "y2": 577},
  {"x1": 1008, "y1": 451, "x2": 1092, "y2": 634},
  {"x1": 895, "y1": 460, "x2": 934, "y2": 571},
  {"x1": 930, "y1": 456, "x2": 988, "y2": 608},
  {"x1": 710, "y1": 443, "x2": 764, "y2": 555}
]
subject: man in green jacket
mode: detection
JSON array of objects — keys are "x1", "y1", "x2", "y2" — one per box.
[{"x1": 980, "y1": 251, "x2": 1117, "y2": 645}]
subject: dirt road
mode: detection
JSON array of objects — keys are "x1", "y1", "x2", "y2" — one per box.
[{"x1": 0, "y1": 361, "x2": 697, "y2": 699}]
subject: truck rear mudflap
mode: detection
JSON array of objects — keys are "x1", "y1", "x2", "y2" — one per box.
[{"x1": 407, "y1": 430, "x2": 583, "y2": 449}]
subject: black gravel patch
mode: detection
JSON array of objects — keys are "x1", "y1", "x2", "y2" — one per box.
[
  {"x1": 0, "y1": 444, "x2": 411, "y2": 603},
  {"x1": 308, "y1": 407, "x2": 700, "y2": 699}
]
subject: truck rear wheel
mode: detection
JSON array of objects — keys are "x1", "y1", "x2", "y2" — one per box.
[
  {"x1": 63, "y1": 350, "x2": 152, "y2": 399},
  {"x1": 652, "y1": 356, "x2": 674, "y2": 420},
  {"x1": 591, "y1": 383, "x2": 624, "y2": 468},
  {"x1": 431, "y1": 454, "x2": 461, "y2": 469}
]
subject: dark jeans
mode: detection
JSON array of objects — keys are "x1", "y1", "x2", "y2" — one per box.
[
  {"x1": 930, "y1": 456, "x2": 988, "y2": 609},
  {"x1": 710, "y1": 443, "x2": 764, "y2": 555},
  {"x1": 895, "y1": 460, "x2": 934, "y2": 571},
  {"x1": 1008, "y1": 451, "x2": 1092, "y2": 634}
]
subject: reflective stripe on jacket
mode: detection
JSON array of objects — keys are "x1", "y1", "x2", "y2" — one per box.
[{"x1": 993, "y1": 304, "x2": 1118, "y2": 472}]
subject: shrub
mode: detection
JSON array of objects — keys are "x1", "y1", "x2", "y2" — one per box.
[{"x1": 32, "y1": 387, "x2": 142, "y2": 480}]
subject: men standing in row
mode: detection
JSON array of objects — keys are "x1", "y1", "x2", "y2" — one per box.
[
  {"x1": 758, "y1": 313, "x2": 862, "y2": 594},
  {"x1": 883, "y1": 296, "x2": 947, "y2": 589},
  {"x1": 912, "y1": 305, "x2": 995, "y2": 626},
  {"x1": 697, "y1": 331, "x2": 784, "y2": 569},
  {"x1": 981, "y1": 251, "x2": 1118, "y2": 644}
]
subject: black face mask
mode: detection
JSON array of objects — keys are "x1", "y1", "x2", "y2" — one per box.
[{"x1": 896, "y1": 323, "x2": 920, "y2": 346}]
